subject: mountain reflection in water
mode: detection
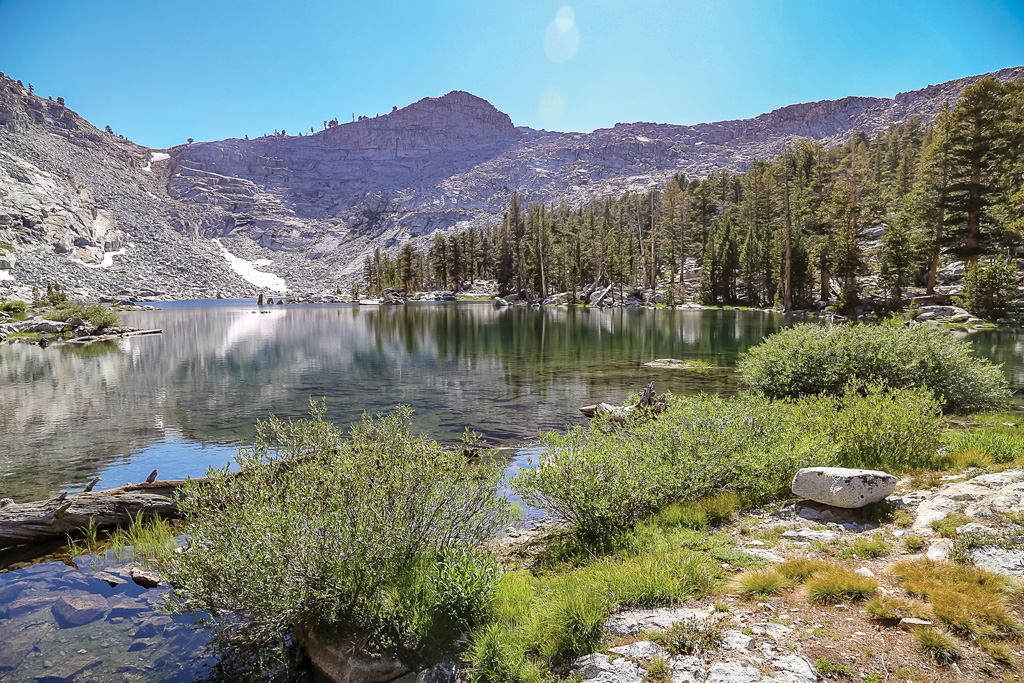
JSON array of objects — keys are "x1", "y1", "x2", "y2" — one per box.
[{"x1": 2, "y1": 301, "x2": 1019, "y2": 502}]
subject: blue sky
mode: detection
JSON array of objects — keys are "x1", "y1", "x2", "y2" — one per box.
[{"x1": 1, "y1": 0, "x2": 1021, "y2": 149}]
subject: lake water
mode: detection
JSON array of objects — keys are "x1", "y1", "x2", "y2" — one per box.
[
  {"x1": 1, "y1": 301, "x2": 1022, "y2": 681},
  {"x1": 0, "y1": 301, "x2": 797, "y2": 502}
]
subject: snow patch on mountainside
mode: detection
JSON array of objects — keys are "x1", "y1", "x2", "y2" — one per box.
[{"x1": 213, "y1": 238, "x2": 288, "y2": 292}]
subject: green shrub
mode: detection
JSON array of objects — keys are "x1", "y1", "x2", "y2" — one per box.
[
  {"x1": 738, "y1": 323, "x2": 1009, "y2": 413},
  {"x1": 905, "y1": 536, "x2": 925, "y2": 553},
  {"x1": 514, "y1": 394, "x2": 823, "y2": 540},
  {"x1": 84, "y1": 304, "x2": 120, "y2": 331},
  {"x1": 163, "y1": 402, "x2": 510, "y2": 651},
  {"x1": 0, "y1": 299, "x2": 26, "y2": 313},
  {"x1": 516, "y1": 386, "x2": 943, "y2": 541},
  {"x1": 432, "y1": 549, "x2": 502, "y2": 628},
  {"x1": 956, "y1": 259, "x2": 1019, "y2": 321},
  {"x1": 946, "y1": 428, "x2": 1024, "y2": 464},
  {"x1": 817, "y1": 383, "x2": 942, "y2": 470}
]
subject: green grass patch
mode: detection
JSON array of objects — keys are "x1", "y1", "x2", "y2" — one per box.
[
  {"x1": 464, "y1": 549, "x2": 720, "y2": 679},
  {"x1": 840, "y1": 535, "x2": 891, "y2": 559},
  {"x1": 930, "y1": 513, "x2": 973, "y2": 538},
  {"x1": 945, "y1": 426, "x2": 1024, "y2": 464}
]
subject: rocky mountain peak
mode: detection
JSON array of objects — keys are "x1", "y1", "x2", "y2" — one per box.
[{"x1": 1, "y1": 67, "x2": 1022, "y2": 300}]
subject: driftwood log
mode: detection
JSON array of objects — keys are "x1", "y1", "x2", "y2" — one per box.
[
  {"x1": 579, "y1": 382, "x2": 669, "y2": 421},
  {"x1": 0, "y1": 476, "x2": 211, "y2": 550}
]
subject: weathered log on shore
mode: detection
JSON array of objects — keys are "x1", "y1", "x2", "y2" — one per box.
[
  {"x1": 0, "y1": 477, "x2": 209, "y2": 549},
  {"x1": 65, "y1": 328, "x2": 162, "y2": 346},
  {"x1": 579, "y1": 382, "x2": 668, "y2": 421}
]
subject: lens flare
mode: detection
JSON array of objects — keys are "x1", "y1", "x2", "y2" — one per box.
[
  {"x1": 543, "y1": 5, "x2": 579, "y2": 63},
  {"x1": 539, "y1": 86, "x2": 566, "y2": 125}
]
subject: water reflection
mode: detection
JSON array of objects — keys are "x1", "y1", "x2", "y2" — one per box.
[{"x1": 2, "y1": 303, "x2": 1020, "y2": 502}]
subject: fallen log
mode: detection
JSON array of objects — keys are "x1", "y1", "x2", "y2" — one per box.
[
  {"x1": 579, "y1": 382, "x2": 669, "y2": 422},
  {"x1": 0, "y1": 476, "x2": 212, "y2": 550}
]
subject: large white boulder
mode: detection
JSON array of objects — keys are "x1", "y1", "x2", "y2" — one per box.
[{"x1": 791, "y1": 467, "x2": 897, "y2": 508}]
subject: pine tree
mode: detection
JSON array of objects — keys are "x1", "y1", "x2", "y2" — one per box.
[{"x1": 946, "y1": 78, "x2": 1011, "y2": 263}]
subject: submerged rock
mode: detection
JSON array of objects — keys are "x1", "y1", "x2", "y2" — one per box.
[{"x1": 51, "y1": 594, "x2": 109, "y2": 627}]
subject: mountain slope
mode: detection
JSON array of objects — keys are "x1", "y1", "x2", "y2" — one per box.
[{"x1": 0, "y1": 67, "x2": 1021, "y2": 299}]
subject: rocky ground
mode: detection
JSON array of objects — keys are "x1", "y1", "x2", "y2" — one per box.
[{"x1": 492, "y1": 467, "x2": 1024, "y2": 683}]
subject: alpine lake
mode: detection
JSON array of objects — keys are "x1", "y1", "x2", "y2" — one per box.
[{"x1": 1, "y1": 301, "x2": 1022, "y2": 682}]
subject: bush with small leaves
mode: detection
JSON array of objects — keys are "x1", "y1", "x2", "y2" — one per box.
[
  {"x1": 739, "y1": 322, "x2": 1009, "y2": 413},
  {"x1": 163, "y1": 402, "x2": 509, "y2": 652}
]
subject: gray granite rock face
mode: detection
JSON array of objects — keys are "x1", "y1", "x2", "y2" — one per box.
[
  {"x1": 3, "y1": 67, "x2": 1024, "y2": 298},
  {"x1": 792, "y1": 467, "x2": 897, "y2": 508}
]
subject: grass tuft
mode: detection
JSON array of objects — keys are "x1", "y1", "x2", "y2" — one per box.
[
  {"x1": 648, "y1": 616, "x2": 725, "y2": 656},
  {"x1": 775, "y1": 558, "x2": 829, "y2": 583},
  {"x1": 914, "y1": 627, "x2": 958, "y2": 664},
  {"x1": 731, "y1": 568, "x2": 785, "y2": 597},
  {"x1": 804, "y1": 567, "x2": 877, "y2": 604},
  {"x1": 841, "y1": 535, "x2": 891, "y2": 559},
  {"x1": 865, "y1": 596, "x2": 910, "y2": 621},
  {"x1": 892, "y1": 559, "x2": 1022, "y2": 640}
]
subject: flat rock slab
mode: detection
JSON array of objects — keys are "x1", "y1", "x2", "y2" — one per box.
[
  {"x1": 705, "y1": 661, "x2": 762, "y2": 683},
  {"x1": 910, "y1": 470, "x2": 1024, "y2": 535},
  {"x1": 572, "y1": 654, "x2": 643, "y2": 683},
  {"x1": 607, "y1": 640, "x2": 668, "y2": 659},
  {"x1": 972, "y1": 546, "x2": 1024, "y2": 577},
  {"x1": 782, "y1": 528, "x2": 838, "y2": 543},
  {"x1": 769, "y1": 654, "x2": 817, "y2": 683},
  {"x1": 605, "y1": 607, "x2": 713, "y2": 637},
  {"x1": 792, "y1": 467, "x2": 897, "y2": 508}
]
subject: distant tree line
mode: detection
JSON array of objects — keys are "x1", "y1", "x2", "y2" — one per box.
[{"x1": 364, "y1": 79, "x2": 1022, "y2": 314}]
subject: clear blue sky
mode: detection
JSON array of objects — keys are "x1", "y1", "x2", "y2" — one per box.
[{"x1": 1, "y1": 0, "x2": 1021, "y2": 149}]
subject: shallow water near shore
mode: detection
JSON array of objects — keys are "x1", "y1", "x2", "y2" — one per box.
[{"x1": 1, "y1": 301, "x2": 1022, "y2": 681}]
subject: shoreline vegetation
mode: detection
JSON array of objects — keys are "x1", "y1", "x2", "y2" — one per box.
[{"x1": 49, "y1": 321, "x2": 1009, "y2": 682}]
